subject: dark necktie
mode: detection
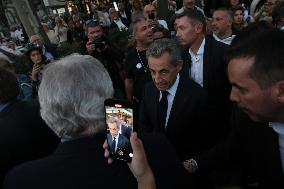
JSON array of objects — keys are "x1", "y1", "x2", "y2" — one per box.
[
  {"x1": 159, "y1": 91, "x2": 169, "y2": 131},
  {"x1": 111, "y1": 137, "x2": 116, "y2": 154}
]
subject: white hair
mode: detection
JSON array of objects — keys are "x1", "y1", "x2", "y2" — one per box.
[{"x1": 38, "y1": 54, "x2": 114, "y2": 137}]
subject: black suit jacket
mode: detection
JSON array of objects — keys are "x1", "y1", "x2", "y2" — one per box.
[
  {"x1": 118, "y1": 10, "x2": 132, "y2": 23},
  {"x1": 4, "y1": 133, "x2": 194, "y2": 189},
  {"x1": 0, "y1": 100, "x2": 59, "y2": 188},
  {"x1": 196, "y1": 105, "x2": 284, "y2": 188},
  {"x1": 139, "y1": 75, "x2": 213, "y2": 161},
  {"x1": 181, "y1": 36, "x2": 232, "y2": 142}
]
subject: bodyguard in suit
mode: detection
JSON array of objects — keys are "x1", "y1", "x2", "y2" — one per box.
[
  {"x1": 139, "y1": 38, "x2": 212, "y2": 161},
  {"x1": 183, "y1": 29, "x2": 284, "y2": 188},
  {"x1": 4, "y1": 54, "x2": 194, "y2": 189},
  {"x1": 0, "y1": 68, "x2": 58, "y2": 189},
  {"x1": 175, "y1": 9, "x2": 232, "y2": 144}
]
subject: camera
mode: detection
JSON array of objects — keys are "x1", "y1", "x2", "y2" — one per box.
[
  {"x1": 92, "y1": 38, "x2": 105, "y2": 51},
  {"x1": 148, "y1": 12, "x2": 156, "y2": 20},
  {"x1": 151, "y1": 26, "x2": 161, "y2": 33}
]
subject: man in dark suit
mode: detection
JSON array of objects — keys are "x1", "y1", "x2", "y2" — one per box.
[
  {"x1": 139, "y1": 38, "x2": 212, "y2": 161},
  {"x1": 118, "y1": 2, "x2": 132, "y2": 23},
  {"x1": 0, "y1": 68, "x2": 58, "y2": 189},
  {"x1": 183, "y1": 29, "x2": 284, "y2": 188},
  {"x1": 4, "y1": 54, "x2": 194, "y2": 189},
  {"x1": 175, "y1": 9, "x2": 232, "y2": 144},
  {"x1": 107, "y1": 117, "x2": 131, "y2": 160},
  {"x1": 109, "y1": 8, "x2": 130, "y2": 31}
]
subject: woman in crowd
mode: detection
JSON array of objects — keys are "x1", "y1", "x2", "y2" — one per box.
[
  {"x1": 232, "y1": 5, "x2": 248, "y2": 33},
  {"x1": 25, "y1": 44, "x2": 51, "y2": 97}
]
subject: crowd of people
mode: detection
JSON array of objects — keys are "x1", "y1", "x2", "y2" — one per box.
[{"x1": 1, "y1": 0, "x2": 284, "y2": 188}]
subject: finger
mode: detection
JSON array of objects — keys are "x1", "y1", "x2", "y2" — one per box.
[
  {"x1": 103, "y1": 139, "x2": 108, "y2": 149},
  {"x1": 130, "y1": 132, "x2": 144, "y2": 156},
  {"x1": 107, "y1": 157, "x2": 113, "y2": 164}
]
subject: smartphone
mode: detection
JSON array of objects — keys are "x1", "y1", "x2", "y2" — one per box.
[
  {"x1": 148, "y1": 12, "x2": 156, "y2": 20},
  {"x1": 104, "y1": 98, "x2": 134, "y2": 162}
]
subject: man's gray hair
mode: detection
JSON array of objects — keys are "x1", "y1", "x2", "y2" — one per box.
[
  {"x1": 38, "y1": 54, "x2": 114, "y2": 138},
  {"x1": 146, "y1": 38, "x2": 182, "y2": 66},
  {"x1": 107, "y1": 117, "x2": 120, "y2": 128}
]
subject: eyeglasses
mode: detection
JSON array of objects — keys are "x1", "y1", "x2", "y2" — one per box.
[{"x1": 85, "y1": 19, "x2": 99, "y2": 26}]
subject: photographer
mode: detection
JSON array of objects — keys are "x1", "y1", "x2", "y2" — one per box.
[
  {"x1": 81, "y1": 20, "x2": 125, "y2": 98},
  {"x1": 143, "y1": 4, "x2": 170, "y2": 40}
]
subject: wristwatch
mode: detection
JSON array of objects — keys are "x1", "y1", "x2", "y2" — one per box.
[{"x1": 185, "y1": 159, "x2": 198, "y2": 173}]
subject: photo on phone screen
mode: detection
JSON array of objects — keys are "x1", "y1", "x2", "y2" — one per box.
[{"x1": 104, "y1": 99, "x2": 133, "y2": 162}]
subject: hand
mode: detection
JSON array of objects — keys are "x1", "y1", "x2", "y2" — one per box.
[
  {"x1": 103, "y1": 132, "x2": 156, "y2": 189},
  {"x1": 86, "y1": 40, "x2": 96, "y2": 54},
  {"x1": 147, "y1": 19, "x2": 159, "y2": 29},
  {"x1": 31, "y1": 64, "x2": 41, "y2": 81}
]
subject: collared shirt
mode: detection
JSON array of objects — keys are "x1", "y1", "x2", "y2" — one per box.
[
  {"x1": 114, "y1": 19, "x2": 128, "y2": 31},
  {"x1": 159, "y1": 74, "x2": 180, "y2": 127},
  {"x1": 189, "y1": 38, "x2": 205, "y2": 87},
  {"x1": 271, "y1": 122, "x2": 284, "y2": 173},
  {"x1": 119, "y1": 11, "x2": 127, "y2": 19},
  {"x1": 213, "y1": 33, "x2": 236, "y2": 45}
]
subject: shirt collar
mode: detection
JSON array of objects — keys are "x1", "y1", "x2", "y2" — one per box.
[
  {"x1": 270, "y1": 122, "x2": 284, "y2": 135},
  {"x1": 161, "y1": 74, "x2": 180, "y2": 97},
  {"x1": 213, "y1": 33, "x2": 236, "y2": 45},
  {"x1": 188, "y1": 37, "x2": 205, "y2": 57}
]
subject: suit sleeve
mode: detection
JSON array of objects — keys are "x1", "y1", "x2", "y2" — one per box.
[{"x1": 138, "y1": 86, "x2": 152, "y2": 133}]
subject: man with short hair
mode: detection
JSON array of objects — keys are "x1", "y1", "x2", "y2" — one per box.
[
  {"x1": 175, "y1": 9, "x2": 232, "y2": 144},
  {"x1": 82, "y1": 20, "x2": 124, "y2": 98},
  {"x1": 211, "y1": 8, "x2": 236, "y2": 45},
  {"x1": 184, "y1": 28, "x2": 284, "y2": 188},
  {"x1": 109, "y1": 7, "x2": 130, "y2": 31},
  {"x1": 139, "y1": 38, "x2": 211, "y2": 161},
  {"x1": 107, "y1": 117, "x2": 131, "y2": 159},
  {"x1": 125, "y1": 17, "x2": 153, "y2": 105}
]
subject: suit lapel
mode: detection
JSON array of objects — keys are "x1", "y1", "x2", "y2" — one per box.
[
  {"x1": 166, "y1": 77, "x2": 189, "y2": 131},
  {"x1": 265, "y1": 127, "x2": 284, "y2": 179},
  {"x1": 203, "y1": 37, "x2": 211, "y2": 89}
]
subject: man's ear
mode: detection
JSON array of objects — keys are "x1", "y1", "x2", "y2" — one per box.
[
  {"x1": 275, "y1": 81, "x2": 284, "y2": 104},
  {"x1": 177, "y1": 60, "x2": 183, "y2": 73},
  {"x1": 194, "y1": 22, "x2": 203, "y2": 34}
]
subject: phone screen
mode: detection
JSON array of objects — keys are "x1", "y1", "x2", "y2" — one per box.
[{"x1": 104, "y1": 99, "x2": 133, "y2": 162}]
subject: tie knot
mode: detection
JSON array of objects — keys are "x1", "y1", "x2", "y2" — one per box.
[
  {"x1": 113, "y1": 137, "x2": 116, "y2": 140},
  {"x1": 162, "y1": 91, "x2": 169, "y2": 97}
]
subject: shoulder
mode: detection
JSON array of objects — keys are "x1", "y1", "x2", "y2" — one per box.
[
  {"x1": 4, "y1": 157, "x2": 50, "y2": 187},
  {"x1": 205, "y1": 36, "x2": 228, "y2": 52}
]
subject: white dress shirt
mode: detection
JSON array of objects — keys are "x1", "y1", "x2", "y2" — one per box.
[
  {"x1": 159, "y1": 74, "x2": 180, "y2": 128},
  {"x1": 189, "y1": 38, "x2": 205, "y2": 87},
  {"x1": 213, "y1": 33, "x2": 236, "y2": 45},
  {"x1": 271, "y1": 122, "x2": 284, "y2": 173},
  {"x1": 114, "y1": 19, "x2": 128, "y2": 31}
]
